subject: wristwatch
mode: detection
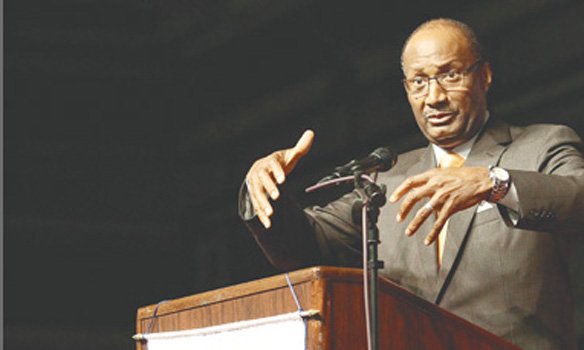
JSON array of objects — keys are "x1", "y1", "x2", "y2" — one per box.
[{"x1": 488, "y1": 166, "x2": 511, "y2": 203}]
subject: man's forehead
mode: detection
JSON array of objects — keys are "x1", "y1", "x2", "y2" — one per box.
[
  {"x1": 402, "y1": 27, "x2": 473, "y2": 71},
  {"x1": 405, "y1": 57, "x2": 464, "y2": 73}
]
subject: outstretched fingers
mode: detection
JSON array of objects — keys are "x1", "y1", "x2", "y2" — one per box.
[
  {"x1": 247, "y1": 174, "x2": 274, "y2": 228},
  {"x1": 258, "y1": 168, "x2": 280, "y2": 200},
  {"x1": 424, "y1": 200, "x2": 455, "y2": 245},
  {"x1": 246, "y1": 129, "x2": 315, "y2": 229},
  {"x1": 284, "y1": 129, "x2": 314, "y2": 172},
  {"x1": 393, "y1": 174, "x2": 434, "y2": 222},
  {"x1": 405, "y1": 199, "x2": 437, "y2": 236},
  {"x1": 390, "y1": 173, "x2": 432, "y2": 203},
  {"x1": 392, "y1": 167, "x2": 492, "y2": 244}
]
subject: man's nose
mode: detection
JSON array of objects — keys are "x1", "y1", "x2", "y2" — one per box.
[{"x1": 424, "y1": 78, "x2": 448, "y2": 106}]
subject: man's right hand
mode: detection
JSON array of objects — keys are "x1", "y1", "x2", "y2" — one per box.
[{"x1": 245, "y1": 130, "x2": 315, "y2": 228}]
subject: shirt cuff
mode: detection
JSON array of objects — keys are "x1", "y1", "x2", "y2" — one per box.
[
  {"x1": 496, "y1": 182, "x2": 520, "y2": 224},
  {"x1": 238, "y1": 181, "x2": 257, "y2": 221}
]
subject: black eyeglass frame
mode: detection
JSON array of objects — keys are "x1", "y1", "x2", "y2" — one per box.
[{"x1": 402, "y1": 59, "x2": 485, "y2": 96}]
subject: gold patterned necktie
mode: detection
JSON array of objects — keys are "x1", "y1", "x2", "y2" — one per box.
[{"x1": 436, "y1": 151, "x2": 465, "y2": 268}]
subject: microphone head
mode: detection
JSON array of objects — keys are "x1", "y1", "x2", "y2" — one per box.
[{"x1": 371, "y1": 147, "x2": 397, "y2": 172}]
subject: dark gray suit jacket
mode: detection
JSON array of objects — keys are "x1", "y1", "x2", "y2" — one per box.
[{"x1": 240, "y1": 120, "x2": 584, "y2": 350}]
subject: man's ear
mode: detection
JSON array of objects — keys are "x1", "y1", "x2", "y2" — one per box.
[{"x1": 482, "y1": 62, "x2": 493, "y2": 92}]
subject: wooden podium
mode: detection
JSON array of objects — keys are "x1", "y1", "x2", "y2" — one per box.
[{"x1": 135, "y1": 266, "x2": 520, "y2": 349}]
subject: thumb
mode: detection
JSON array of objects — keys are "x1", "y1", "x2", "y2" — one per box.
[{"x1": 283, "y1": 129, "x2": 314, "y2": 173}]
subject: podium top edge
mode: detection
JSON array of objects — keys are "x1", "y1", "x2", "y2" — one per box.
[{"x1": 136, "y1": 266, "x2": 363, "y2": 320}]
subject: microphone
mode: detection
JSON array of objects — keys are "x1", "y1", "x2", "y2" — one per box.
[{"x1": 318, "y1": 147, "x2": 397, "y2": 183}]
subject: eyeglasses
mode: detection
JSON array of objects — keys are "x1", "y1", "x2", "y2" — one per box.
[{"x1": 402, "y1": 60, "x2": 484, "y2": 97}]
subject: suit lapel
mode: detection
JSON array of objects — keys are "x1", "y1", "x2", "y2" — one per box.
[{"x1": 434, "y1": 120, "x2": 512, "y2": 303}]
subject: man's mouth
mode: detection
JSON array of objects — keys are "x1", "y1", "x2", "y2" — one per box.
[{"x1": 424, "y1": 111, "x2": 456, "y2": 125}]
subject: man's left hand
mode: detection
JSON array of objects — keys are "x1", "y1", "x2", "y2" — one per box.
[{"x1": 388, "y1": 167, "x2": 493, "y2": 245}]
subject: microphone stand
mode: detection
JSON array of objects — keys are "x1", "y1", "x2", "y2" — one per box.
[
  {"x1": 306, "y1": 173, "x2": 386, "y2": 350},
  {"x1": 354, "y1": 172, "x2": 386, "y2": 350}
]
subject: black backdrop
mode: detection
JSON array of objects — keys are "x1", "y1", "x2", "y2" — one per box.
[{"x1": 5, "y1": 1, "x2": 584, "y2": 349}]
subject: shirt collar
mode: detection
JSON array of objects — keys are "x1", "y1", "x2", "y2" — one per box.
[{"x1": 431, "y1": 111, "x2": 489, "y2": 165}]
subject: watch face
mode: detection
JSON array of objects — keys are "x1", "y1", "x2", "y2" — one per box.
[{"x1": 493, "y1": 167, "x2": 510, "y2": 181}]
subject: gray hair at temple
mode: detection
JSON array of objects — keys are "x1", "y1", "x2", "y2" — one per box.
[{"x1": 400, "y1": 18, "x2": 488, "y2": 71}]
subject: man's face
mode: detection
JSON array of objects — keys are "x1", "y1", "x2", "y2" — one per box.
[{"x1": 402, "y1": 27, "x2": 492, "y2": 149}]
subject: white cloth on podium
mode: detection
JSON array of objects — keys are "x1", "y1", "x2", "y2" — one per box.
[{"x1": 143, "y1": 312, "x2": 306, "y2": 350}]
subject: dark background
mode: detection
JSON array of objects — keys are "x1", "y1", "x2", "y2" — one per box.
[{"x1": 5, "y1": 1, "x2": 584, "y2": 349}]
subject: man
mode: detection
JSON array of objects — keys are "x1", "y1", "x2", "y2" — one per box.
[{"x1": 240, "y1": 18, "x2": 584, "y2": 350}]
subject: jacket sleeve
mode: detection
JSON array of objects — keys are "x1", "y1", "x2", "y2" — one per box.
[
  {"x1": 238, "y1": 182, "x2": 363, "y2": 270},
  {"x1": 499, "y1": 125, "x2": 584, "y2": 232}
]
